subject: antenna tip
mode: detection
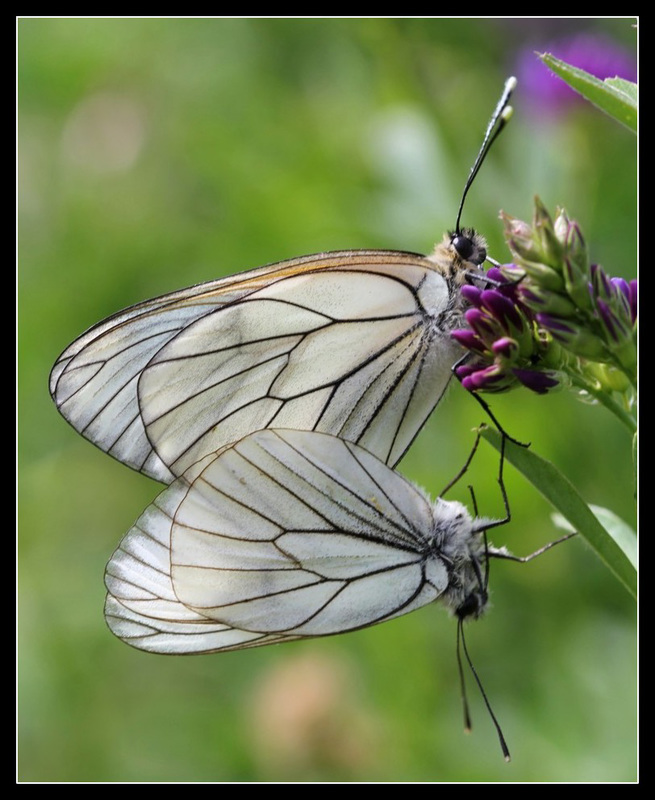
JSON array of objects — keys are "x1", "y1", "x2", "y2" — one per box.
[{"x1": 506, "y1": 76, "x2": 518, "y2": 91}]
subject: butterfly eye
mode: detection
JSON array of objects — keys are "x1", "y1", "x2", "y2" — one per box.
[{"x1": 451, "y1": 231, "x2": 487, "y2": 266}]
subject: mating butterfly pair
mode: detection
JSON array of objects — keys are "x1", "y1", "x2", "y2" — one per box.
[{"x1": 50, "y1": 80, "x2": 516, "y2": 667}]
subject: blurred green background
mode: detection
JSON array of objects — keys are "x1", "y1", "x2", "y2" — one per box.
[{"x1": 18, "y1": 18, "x2": 637, "y2": 783}]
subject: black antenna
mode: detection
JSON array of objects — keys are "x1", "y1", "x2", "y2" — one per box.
[
  {"x1": 447, "y1": 427, "x2": 575, "y2": 760},
  {"x1": 457, "y1": 618, "x2": 512, "y2": 762},
  {"x1": 444, "y1": 427, "x2": 511, "y2": 760},
  {"x1": 454, "y1": 76, "x2": 517, "y2": 235}
]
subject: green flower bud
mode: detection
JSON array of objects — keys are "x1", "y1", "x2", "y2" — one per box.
[
  {"x1": 500, "y1": 209, "x2": 565, "y2": 290},
  {"x1": 536, "y1": 313, "x2": 611, "y2": 360},
  {"x1": 533, "y1": 196, "x2": 564, "y2": 269},
  {"x1": 586, "y1": 363, "x2": 632, "y2": 394},
  {"x1": 520, "y1": 283, "x2": 579, "y2": 317},
  {"x1": 564, "y1": 257, "x2": 594, "y2": 311}
]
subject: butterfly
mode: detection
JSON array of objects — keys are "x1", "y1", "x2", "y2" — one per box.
[
  {"x1": 106, "y1": 425, "x2": 549, "y2": 760},
  {"x1": 104, "y1": 427, "x2": 505, "y2": 656},
  {"x1": 49, "y1": 78, "x2": 517, "y2": 484}
]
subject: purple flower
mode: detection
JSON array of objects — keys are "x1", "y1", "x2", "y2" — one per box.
[
  {"x1": 451, "y1": 328, "x2": 486, "y2": 354},
  {"x1": 497, "y1": 197, "x2": 637, "y2": 395},
  {"x1": 611, "y1": 277, "x2": 638, "y2": 325},
  {"x1": 492, "y1": 337, "x2": 519, "y2": 359},
  {"x1": 587, "y1": 266, "x2": 637, "y2": 350},
  {"x1": 628, "y1": 280, "x2": 638, "y2": 325},
  {"x1": 458, "y1": 363, "x2": 511, "y2": 393},
  {"x1": 452, "y1": 266, "x2": 559, "y2": 395},
  {"x1": 535, "y1": 313, "x2": 575, "y2": 336},
  {"x1": 480, "y1": 289, "x2": 524, "y2": 329},
  {"x1": 511, "y1": 368, "x2": 560, "y2": 395}
]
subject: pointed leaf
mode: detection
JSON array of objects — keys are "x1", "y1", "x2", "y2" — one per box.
[
  {"x1": 481, "y1": 427, "x2": 636, "y2": 598},
  {"x1": 539, "y1": 53, "x2": 637, "y2": 133}
]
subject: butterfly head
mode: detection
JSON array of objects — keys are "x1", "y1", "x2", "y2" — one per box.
[
  {"x1": 450, "y1": 227, "x2": 487, "y2": 268},
  {"x1": 429, "y1": 229, "x2": 489, "y2": 281},
  {"x1": 447, "y1": 548, "x2": 489, "y2": 623},
  {"x1": 454, "y1": 582, "x2": 489, "y2": 621}
]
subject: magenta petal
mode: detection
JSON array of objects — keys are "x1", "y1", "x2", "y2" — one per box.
[
  {"x1": 451, "y1": 329, "x2": 486, "y2": 352},
  {"x1": 512, "y1": 368, "x2": 559, "y2": 394},
  {"x1": 463, "y1": 365, "x2": 504, "y2": 391},
  {"x1": 536, "y1": 313, "x2": 575, "y2": 334},
  {"x1": 464, "y1": 308, "x2": 497, "y2": 339},
  {"x1": 628, "y1": 280, "x2": 638, "y2": 324},
  {"x1": 460, "y1": 285, "x2": 484, "y2": 309},
  {"x1": 492, "y1": 337, "x2": 518, "y2": 358},
  {"x1": 481, "y1": 290, "x2": 523, "y2": 328},
  {"x1": 455, "y1": 364, "x2": 476, "y2": 380},
  {"x1": 485, "y1": 267, "x2": 506, "y2": 283}
]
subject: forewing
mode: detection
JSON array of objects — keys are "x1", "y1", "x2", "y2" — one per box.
[
  {"x1": 50, "y1": 276, "x2": 267, "y2": 482},
  {"x1": 139, "y1": 256, "x2": 460, "y2": 477},
  {"x1": 104, "y1": 429, "x2": 449, "y2": 654},
  {"x1": 51, "y1": 250, "x2": 461, "y2": 482}
]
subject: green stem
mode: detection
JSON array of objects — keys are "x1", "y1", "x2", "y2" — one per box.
[
  {"x1": 568, "y1": 374, "x2": 637, "y2": 432},
  {"x1": 606, "y1": 344, "x2": 637, "y2": 391}
]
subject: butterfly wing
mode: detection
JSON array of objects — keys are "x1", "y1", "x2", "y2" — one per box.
[
  {"x1": 104, "y1": 428, "x2": 451, "y2": 654},
  {"x1": 49, "y1": 254, "x2": 350, "y2": 482},
  {"x1": 103, "y1": 454, "x2": 298, "y2": 654},
  {"x1": 51, "y1": 248, "x2": 468, "y2": 482}
]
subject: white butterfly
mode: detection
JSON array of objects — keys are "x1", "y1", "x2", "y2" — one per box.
[
  {"x1": 104, "y1": 428, "x2": 502, "y2": 655},
  {"x1": 49, "y1": 79, "x2": 516, "y2": 484},
  {"x1": 49, "y1": 242, "x2": 485, "y2": 483}
]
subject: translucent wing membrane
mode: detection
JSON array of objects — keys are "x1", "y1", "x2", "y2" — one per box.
[
  {"x1": 51, "y1": 244, "x2": 481, "y2": 483},
  {"x1": 105, "y1": 429, "x2": 488, "y2": 654}
]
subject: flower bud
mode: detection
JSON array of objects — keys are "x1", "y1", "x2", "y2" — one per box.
[
  {"x1": 536, "y1": 312, "x2": 610, "y2": 360},
  {"x1": 590, "y1": 264, "x2": 613, "y2": 301},
  {"x1": 492, "y1": 336, "x2": 519, "y2": 359},
  {"x1": 533, "y1": 196, "x2": 564, "y2": 269},
  {"x1": 586, "y1": 363, "x2": 632, "y2": 394},
  {"x1": 519, "y1": 284, "x2": 578, "y2": 317},
  {"x1": 450, "y1": 328, "x2": 486, "y2": 353},
  {"x1": 556, "y1": 211, "x2": 591, "y2": 309},
  {"x1": 597, "y1": 298, "x2": 630, "y2": 345},
  {"x1": 511, "y1": 367, "x2": 561, "y2": 395},
  {"x1": 564, "y1": 257, "x2": 594, "y2": 311},
  {"x1": 452, "y1": 264, "x2": 562, "y2": 396},
  {"x1": 501, "y1": 210, "x2": 566, "y2": 291}
]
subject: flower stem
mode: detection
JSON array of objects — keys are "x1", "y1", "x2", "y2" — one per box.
[{"x1": 568, "y1": 374, "x2": 637, "y2": 433}]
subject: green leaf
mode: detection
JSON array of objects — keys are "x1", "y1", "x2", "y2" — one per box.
[
  {"x1": 539, "y1": 53, "x2": 637, "y2": 133},
  {"x1": 551, "y1": 505, "x2": 637, "y2": 570},
  {"x1": 605, "y1": 77, "x2": 638, "y2": 105},
  {"x1": 481, "y1": 427, "x2": 637, "y2": 598}
]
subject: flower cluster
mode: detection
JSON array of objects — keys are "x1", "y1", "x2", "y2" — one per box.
[
  {"x1": 452, "y1": 267, "x2": 562, "y2": 395},
  {"x1": 452, "y1": 198, "x2": 637, "y2": 417}
]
